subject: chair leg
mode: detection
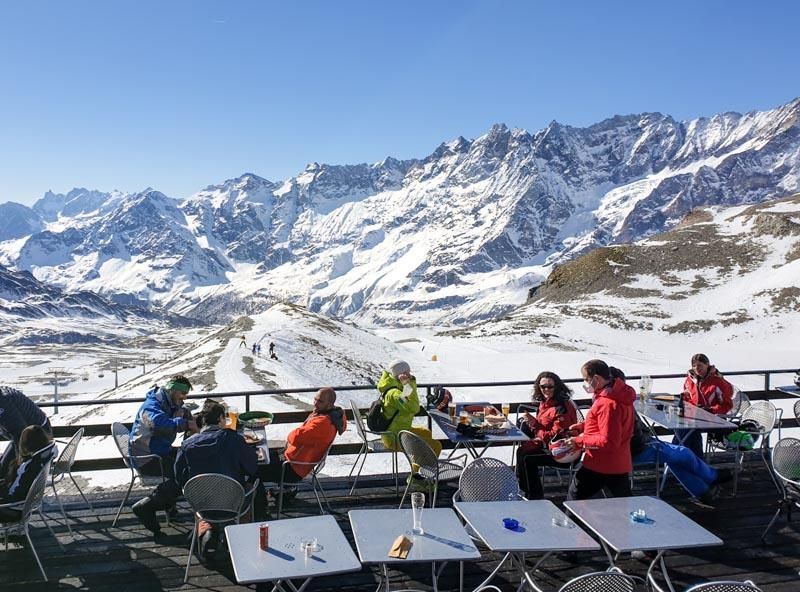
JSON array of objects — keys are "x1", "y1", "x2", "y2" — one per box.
[
  {"x1": 69, "y1": 471, "x2": 95, "y2": 511},
  {"x1": 50, "y1": 482, "x2": 74, "y2": 538},
  {"x1": 348, "y1": 444, "x2": 367, "y2": 478},
  {"x1": 24, "y1": 525, "x2": 47, "y2": 582},
  {"x1": 349, "y1": 446, "x2": 369, "y2": 496},
  {"x1": 761, "y1": 503, "x2": 784, "y2": 542},
  {"x1": 393, "y1": 449, "x2": 399, "y2": 496},
  {"x1": 184, "y1": 516, "x2": 198, "y2": 583},
  {"x1": 398, "y1": 480, "x2": 411, "y2": 509},
  {"x1": 311, "y1": 475, "x2": 331, "y2": 515},
  {"x1": 112, "y1": 476, "x2": 135, "y2": 527},
  {"x1": 277, "y1": 489, "x2": 284, "y2": 519},
  {"x1": 37, "y1": 509, "x2": 64, "y2": 551}
]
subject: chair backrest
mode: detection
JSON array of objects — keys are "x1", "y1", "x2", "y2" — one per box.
[
  {"x1": 684, "y1": 580, "x2": 763, "y2": 592},
  {"x1": 557, "y1": 570, "x2": 636, "y2": 592},
  {"x1": 741, "y1": 401, "x2": 777, "y2": 436},
  {"x1": 568, "y1": 399, "x2": 585, "y2": 423},
  {"x1": 731, "y1": 386, "x2": 750, "y2": 417},
  {"x1": 770, "y1": 437, "x2": 800, "y2": 485},
  {"x1": 458, "y1": 458, "x2": 522, "y2": 502},
  {"x1": 793, "y1": 399, "x2": 800, "y2": 426},
  {"x1": 111, "y1": 422, "x2": 132, "y2": 468},
  {"x1": 52, "y1": 427, "x2": 84, "y2": 481},
  {"x1": 183, "y1": 473, "x2": 246, "y2": 521},
  {"x1": 398, "y1": 430, "x2": 438, "y2": 475},
  {"x1": 17, "y1": 458, "x2": 54, "y2": 524},
  {"x1": 350, "y1": 400, "x2": 368, "y2": 441}
]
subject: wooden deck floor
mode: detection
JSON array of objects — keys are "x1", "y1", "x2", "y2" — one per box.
[{"x1": 2, "y1": 458, "x2": 799, "y2": 591}]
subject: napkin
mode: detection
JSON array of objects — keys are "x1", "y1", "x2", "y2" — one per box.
[{"x1": 387, "y1": 535, "x2": 412, "y2": 559}]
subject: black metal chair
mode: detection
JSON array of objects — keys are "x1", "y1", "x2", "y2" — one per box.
[
  {"x1": 0, "y1": 457, "x2": 58, "y2": 581},
  {"x1": 348, "y1": 400, "x2": 398, "y2": 495},
  {"x1": 110, "y1": 422, "x2": 169, "y2": 528},
  {"x1": 50, "y1": 428, "x2": 96, "y2": 537},
  {"x1": 398, "y1": 430, "x2": 465, "y2": 509},
  {"x1": 761, "y1": 437, "x2": 800, "y2": 542},
  {"x1": 557, "y1": 567, "x2": 637, "y2": 592},
  {"x1": 182, "y1": 473, "x2": 246, "y2": 583},
  {"x1": 684, "y1": 580, "x2": 763, "y2": 591}
]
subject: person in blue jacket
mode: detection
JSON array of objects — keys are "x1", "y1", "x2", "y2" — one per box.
[
  {"x1": 0, "y1": 425, "x2": 55, "y2": 521},
  {"x1": 130, "y1": 375, "x2": 198, "y2": 534},
  {"x1": 173, "y1": 401, "x2": 267, "y2": 560},
  {"x1": 0, "y1": 387, "x2": 52, "y2": 479}
]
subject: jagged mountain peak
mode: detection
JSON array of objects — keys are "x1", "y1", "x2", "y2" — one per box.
[{"x1": 2, "y1": 97, "x2": 800, "y2": 330}]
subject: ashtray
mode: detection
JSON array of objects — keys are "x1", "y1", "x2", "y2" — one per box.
[
  {"x1": 502, "y1": 518, "x2": 519, "y2": 530},
  {"x1": 630, "y1": 509, "x2": 650, "y2": 523}
]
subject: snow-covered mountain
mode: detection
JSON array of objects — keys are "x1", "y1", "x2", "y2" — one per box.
[
  {"x1": 0, "y1": 262, "x2": 198, "y2": 345},
  {"x1": 1, "y1": 97, "x2": 799, "y2": 328}
]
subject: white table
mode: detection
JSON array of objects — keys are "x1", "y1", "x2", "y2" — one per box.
[
  {"x1": 225, "y1": 515, "x2": 360, "y2": 592},
  {"x1": 636, "y1": 400, "x2": 735, "y2": 493},
  {"x1": 429, "y1": 409, "x2": 529, "y2": 460},
  {"x1": 455, "y1": 500, "x2": 599, "y2": 592},
  {"x1": 349, "y1": 508, "x2": 480, "y2": 592},
  {"x1": 564, "y1": 496, "x2": 722, "y2": 592}
]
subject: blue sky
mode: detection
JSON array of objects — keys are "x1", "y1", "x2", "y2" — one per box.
[{"x1": 1, "y1": 0, "x2": 798, "y2": 206}]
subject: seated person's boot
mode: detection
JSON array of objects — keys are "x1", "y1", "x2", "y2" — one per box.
[{"x1": 132, "y1": 496, "x2": 162, "y2": 534}]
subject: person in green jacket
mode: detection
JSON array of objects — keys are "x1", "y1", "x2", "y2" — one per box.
[{"x1": 377, "y1": 360, "x2": 442, "y2": 456}]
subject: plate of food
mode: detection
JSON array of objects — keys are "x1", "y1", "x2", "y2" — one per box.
[
  {"x1": 239, "y1": 411, "x2": 274, "y2": 428},
  {"x1": 243, "y1": 429, "x2": 264, "y2": 445},
  {"x1": 484, "y1": 414, "x2": 508, "y2": 427}
]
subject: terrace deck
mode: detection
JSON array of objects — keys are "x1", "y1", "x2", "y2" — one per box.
[{"x1": 2, "y1": 459, "x2": 799, "y2": 591}]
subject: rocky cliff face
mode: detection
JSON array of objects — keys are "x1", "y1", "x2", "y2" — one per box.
[{"x1": 0, "y1": 97, "x2": 798, "y2": 327}]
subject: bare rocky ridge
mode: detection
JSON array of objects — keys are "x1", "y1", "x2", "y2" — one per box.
[{"x1": 451, "y1": 193, "x2": 800, "y2": 340}]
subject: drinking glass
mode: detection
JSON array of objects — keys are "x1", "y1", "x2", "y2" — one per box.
[
  {"x1": 639, "y1": 375, "x2": 652, "y2": 396},
  {"x1": 501, "y1": 402, "x2": 511, "y2": 417},
  {"x1": 300, "y1": 536, "x2": 317, "y2": 559},
  {"x1": 227, "y1": 406, "x2": 239, "y2": 430},
  {"x1": 411, "y1": 492, "x2": 425, "y2": 535},
  {"x1": 448, "y1": 402, "x2": 456, "y2": 421}
]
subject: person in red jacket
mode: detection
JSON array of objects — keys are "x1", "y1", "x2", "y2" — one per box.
[
  {"x1": 259, "y1": 387, "x2": 347, "y2": 485},
  {"x1": 516, "y1": 371, "x2": 578, "y2": 499},
  {"x1": 674, "y1": 353, "x2": 734, "y2": 457},
  {"x1": 562, "y1": 359, "x2": 636, "y2": 500}
]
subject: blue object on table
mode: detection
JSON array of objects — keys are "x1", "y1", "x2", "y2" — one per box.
[{"x1": 502, "y1": 518, "x2": 519, "y2": 530}]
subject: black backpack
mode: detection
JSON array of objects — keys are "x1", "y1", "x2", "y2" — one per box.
[{"x1": 366, "y1": 394, "x2": 399, "y2": 432}]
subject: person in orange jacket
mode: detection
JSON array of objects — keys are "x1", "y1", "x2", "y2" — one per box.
[
  {"x1": 562, "y1": 359, "x2": 636, "y2": 500},
  {"x1": 675, "y1": 353, "x2": 734, "y2": 457},
  {"x1": 260, "y1": 387, "x2": 347, "y2": 485}
]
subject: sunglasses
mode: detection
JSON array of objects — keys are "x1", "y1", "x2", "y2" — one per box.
[{"x1": 539, "y1": 384, "x2": 556, "y2": 390}]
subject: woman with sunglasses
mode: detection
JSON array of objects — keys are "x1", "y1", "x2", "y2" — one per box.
[{"x1": 516, "y1": 371, "x2": 577, "y2": 499}]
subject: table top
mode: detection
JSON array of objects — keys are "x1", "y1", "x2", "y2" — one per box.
[
  {"x1": 564, "y1": 496, "x2": 722, "y2": 553},
  {"x1": 225, "y1": 515, "x2": 360, "y2": 584},
  {"x1": 349, "y1": 508, "x2": 480, "y2": 564},
  {"x1": 241, "y1": 426, "x2": 270, "y2": 464},
  {"x1": 635, "y1": 400, "x2": 736, "y2": 431},
  {"x1": 776, "y1": 385, "x2": 800, "y2": 396},
  {"x1": 454, "y1": 500, "x2": 600, "y2": 553},
  {"x1": 428, "y1": 410, "x2": 529, "y2": 444}
]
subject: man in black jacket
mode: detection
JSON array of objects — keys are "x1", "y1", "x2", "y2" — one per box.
[{"x1": 0, "y1": 387, "x2": 52, "y2": 478}]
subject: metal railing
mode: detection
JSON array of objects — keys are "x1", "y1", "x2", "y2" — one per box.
[{"x1": 22, "y1": 367, "x2": 800, "y2": 474}]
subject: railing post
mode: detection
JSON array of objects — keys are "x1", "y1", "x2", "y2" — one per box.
[
  {"x1": 425, "y1": 385, "x2": 432, "y2": 430},
  {"x1": 764, "y1": 372, "x2": 770, "y2": 392},
  {"x1": 246, "y1": 393, "x2": 250, "y2": 413}
]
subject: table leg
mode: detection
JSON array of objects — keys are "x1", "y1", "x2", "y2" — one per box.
[
  {"x1": 646, "y1": 550, "x2": 676, "y2": 592},
  {"x1": 470, "y1": 551, "x2": 512, "y2": 591}
]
